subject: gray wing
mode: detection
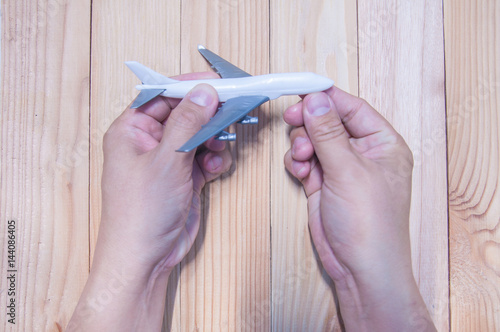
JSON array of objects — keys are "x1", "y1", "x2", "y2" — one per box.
[
  {"x1": 198, "y1": 45, "x2": 252, "y2": 78},
  {"x1": 176, "y1": 95, "x2": 269, "y2": 152}
]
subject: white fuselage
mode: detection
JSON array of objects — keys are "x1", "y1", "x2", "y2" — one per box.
[{"x1": 136, "y1": 72, "x2": 334, "y2": 102}]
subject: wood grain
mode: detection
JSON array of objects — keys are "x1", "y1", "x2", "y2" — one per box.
[
  {"x1": 444, "y1": 0, "x2": 500, "y2": 330},
  {"x1": 89, "y1": 0, "x2": 181, "y2": 257},
  {"x1": 88, "y1": 1, "x2": 181, "y2": 330},
  {"x1": 0, "y1": 0, "x2": 90, "y2": 330},
  {"x1": 175, "y1": 1, "x2": 271, "y2": 330},
  {"x1": 3, "y1": 0, "x2": 499, "y2": 331},
  {"x1": 358, "y1": 1, "x2": 449, "y2": 330},
  {"x1": 270, "y1": 0, "x2": 357, "y2": 330}
]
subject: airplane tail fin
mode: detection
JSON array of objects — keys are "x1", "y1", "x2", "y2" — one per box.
[
  {"x1": 126, "y1": 61, "x2": 178, "y2": 108},
  {"x1": 125, "y1": 61, "x2": 178, "y2": 85}
]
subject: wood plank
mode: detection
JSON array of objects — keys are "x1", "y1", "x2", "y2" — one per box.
[
  {"x1": 444, "y1": 0, "x2": 500, "y2": 330},
  {"x1": 88, "y1": 1, "x2": 181, "y2": 330},
  {"x1": 176, "y1": 1, "x2": 270, "y2": 330},
  {"x1": 270, "y1": 0, "x2": 358, "y2": 330},
  {"x1": 0, "y1": 0, "x2": 90, "y2": 330},
  {"x1": 358, "y1": 1, "x2": 449, "y2": 330}
]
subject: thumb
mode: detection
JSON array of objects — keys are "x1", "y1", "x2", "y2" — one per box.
[
  {"x1": 302, "y1": 92, "x2": 355, "y2": 175},
  {"x1": 160, "y1": 84, "x2": 219, "y2": 161}
]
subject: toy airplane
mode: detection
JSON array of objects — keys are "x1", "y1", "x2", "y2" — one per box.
[{"x1": 126, "y1": 45, "x2": 334, "y2": 152}]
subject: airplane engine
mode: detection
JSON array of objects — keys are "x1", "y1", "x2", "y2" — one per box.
[
  {"x1": 238, "y1": 116, "x2": 258, "y2": 124},
  {"x1": 215, "y1": 131, "x2": 236, "y2": 141}
]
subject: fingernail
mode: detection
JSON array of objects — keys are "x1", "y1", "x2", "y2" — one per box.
[
  {"x1": 190, "y1": 86, "x2": 213, "y2": 106},
  {"x1": 292, "y1": 136, "x2": 308, "y2": 157},
  {"x1": 208, "y1": 155, "x2": 223, "y2": 172},
  {"x1": 307, "y1": 93, "x2": 331, "y2": 116},
  {"x1": 292, "y1": 160, "x2": 306, "y2": 177}
]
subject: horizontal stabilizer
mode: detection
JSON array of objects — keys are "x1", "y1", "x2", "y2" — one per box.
[{"x1": 130, "y1": 89, "x2": 165, "y2": 108}]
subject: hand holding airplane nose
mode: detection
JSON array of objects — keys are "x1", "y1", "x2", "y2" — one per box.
[{"x1": 283, "y1": 87, "x2": 435, "y2": 331}]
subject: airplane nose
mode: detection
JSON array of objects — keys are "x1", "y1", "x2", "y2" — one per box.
[{"x1": 318, "y1": 75, "x2": 335, "y2": 90}]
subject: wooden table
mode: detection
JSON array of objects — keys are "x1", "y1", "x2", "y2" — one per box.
[{"x1": 1, "y1": 0, "x2": 498, "y2": 331}]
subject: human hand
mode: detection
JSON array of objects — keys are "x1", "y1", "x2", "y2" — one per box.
[
  {"x1": 97, "y1": 73, "x2": 232, "y2": 274},
  {"x1": 283, "y1": 86, "x2": 435, "y2": 331},
  {"x1": 68, "y1": 73, "x2": 232, "y2": 331}
]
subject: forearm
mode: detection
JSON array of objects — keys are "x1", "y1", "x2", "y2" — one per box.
[
  {"x1": 334, "y1": 268, "x2": 436, "y2": 332},
  {"x1": 67, "y1": 230, "x2": 171, "y2": 331}
]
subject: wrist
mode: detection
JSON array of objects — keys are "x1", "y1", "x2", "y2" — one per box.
[
  {"x1": 334, "y1": 267, "x2": 436, "y2": 331},
  {"x1": 68, "y1": 251, "x2": 171, "y2": 331},
  {"x1": 68, "y1": 221, "x2": 173, "y2": 331},
  {"x1": 95, "y1": 215, "x2": 176, "y2": 273}
]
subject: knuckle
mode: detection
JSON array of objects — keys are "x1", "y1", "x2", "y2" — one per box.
[
  {"x1": 103, "y1": 122, "x2": 119, "y2": 147},
  {"x1": 395, "y1": 134, "x2": 414, "y2": 167},
  {"x1": 170, "y1": 106, "x2": 205, "y2": 129},
  {"x1": 381, "y1": 132, "x2": 414, "y2": 171},
  {"x1": 407, "y1": 149, "x2": 415, "y2": 168},
  {"x1": 289, "y1": 126, "x2": 300, "y2": 137},
  {"x1": 312, "y1": 118, "x2": 346, "y2": 143},
  {"x1": 102, "y1": 130, "x2": 111, "y2": 147},
  {"x1": 355, "y1": 97, "x2": 370, "y2": 110},
  {"x1": 290, "y1": 126, "x2": 306, "y2": 137},
  {"x1": 343, "y1": 98, "x2": 367, "y2": 125},
  {"x1": 283, "y1": 150, "x2": 294, "y2": 171},
  {"x1": 359, "y1": 98, "x2": 370, "y2": 108},
  {"x1": 283, "y1": 149, "x2": 292, "y2": 164},
  {"x1": 103, "y1": 117, "x2": 133, "y2": 148},
  {"x1": 403, "y1": 145, "x2": 414, "y2": 168}
]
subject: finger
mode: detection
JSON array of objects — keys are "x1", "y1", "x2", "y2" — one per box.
[
  {"x1": 300, "y1": 156, "x2": 323, "y2": 198},
  {"x1": 134, "y1": 96, "x2": 173, "y2": 124},
  {"x1": 104, "y1": 104, "x2": 165, "y2": 156},
  {"x1": 284, "y1": 149, "x2": 311, "y2": 180},
  {"x1": 203, "y1": 137, "x2": 226, "y2": 152},
  {"x1": 283, "y1": 101, "x2": 304, "y2": 126},
  {"x1": 302, "y1": 92, "x2": 356, "y2": 176},
  {"x1": 326, "y1": 86, "x2": 396, "y2": 138},
  {"x1": 284, "y1": 150, "x2": 324, "y2": 198},
  {"x1": 129, "y1": 111, "x2": 165, "y2": 143},
  {"x1": 159, "y1": 84, "x2": 219, "y2": 163},
  {"x1": 290, "y1": 127, "x2": 314, "y2": 161},
  {"x1": 131, "y1": 71, "x2": 220, "y2": 122},
  {"x1": 348, "y1": 134, "x2": 402, "y2": 157},
  {"x1": 165, "y1": 71, "x2": 220, "y2": 110},
  {"x1": 308, "y1": 207, "x2": 347, "y2": 281},
  {"x1": 196, "y1": 148, "x2": 233, "y2": 183}
]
